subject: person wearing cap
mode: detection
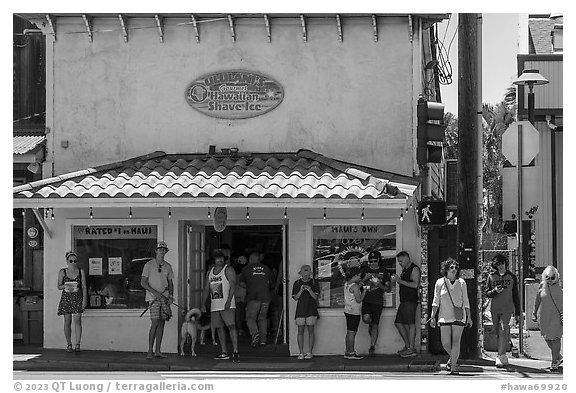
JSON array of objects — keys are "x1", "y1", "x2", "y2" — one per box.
[
  {"x1": 202, "y1": 250, "x2": 240, "y2": 362},
  {"x1": 360, "y1": 250, "x2": 391, "y2": 356},
  {"x1": 292, "y1": 264, "x2": 319, "y2": 360},
  {"x1": 141, "y1": 241, "x2": 174, "y2": 359},
  {"x1": 57, "y1": 251, "x2": 87, "y2": 352}
]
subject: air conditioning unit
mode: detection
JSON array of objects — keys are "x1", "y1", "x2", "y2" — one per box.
[{"x1": 445, "y1": 159, "x2": 458, "y2": 210}]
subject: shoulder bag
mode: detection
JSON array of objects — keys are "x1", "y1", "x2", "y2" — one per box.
[{"x1": 444, "y1": 278, "x2": 464, "y2": 321}]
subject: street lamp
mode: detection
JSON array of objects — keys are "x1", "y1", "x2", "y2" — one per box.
[{"x1": 512, "y1": 69, "x2": 549, "y2": 355}]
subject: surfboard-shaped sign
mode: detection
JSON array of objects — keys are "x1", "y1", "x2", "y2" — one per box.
[{"x1": 185, "y1": 70, "x2": 284, "y2": 119}]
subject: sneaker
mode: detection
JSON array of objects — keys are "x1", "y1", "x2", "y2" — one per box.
[
  {"x1": 369, "y1": 346, "x2": 375, "y2": 357},
  {"x1": 346, "y1": 352, "x2": 364, "y2": 360},
  {"x1": 298, "y1": 353, "x2": 305, "y2": 360},
  {"x1": 304, "y1": 353, "x2": 313, "y2": 360},
  {"x1": 550, "y1": 361, "x2": 559, "y2": 371},
  {"x1": 251, "y1": 333, "x2": 261, "y2": 347},
  {"x1": 397, "y1": 346, "x2": 409, "y2": 355},
  {"x1": 400, "y1": 348, "x2": 417, "y2": 358},
  {"x1": 232, "y1": 352, "x2": 240, "y2": 363},
  {"x1": 500, "y1": 354, "x2": 509, "y2": 365},
  {"x1": 214, "y1": 352, "x2": 230, "y2": 360},
  {"x1": 557, "y1": 355, "x2": 563, "y2": 367},
  {"x1": 495, "y1": 355, "x2": 508, "y2": 368}
]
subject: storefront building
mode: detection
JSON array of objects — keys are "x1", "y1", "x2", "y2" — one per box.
[{"x1": 14, "y1": 13, "x2": 447, "y2": 355}]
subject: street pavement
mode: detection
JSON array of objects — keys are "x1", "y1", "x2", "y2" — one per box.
[{"x1": 13, "y1": 328, "x2": 562, "y2": 378}]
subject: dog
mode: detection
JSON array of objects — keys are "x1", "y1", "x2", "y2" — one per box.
[{"x1": 179, "y1": 308, "x2": 214, "y2": 356}]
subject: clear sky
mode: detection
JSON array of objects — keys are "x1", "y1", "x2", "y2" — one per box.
[{"x1": 438, "y1": 13, "x2": 521, "y2": 116}]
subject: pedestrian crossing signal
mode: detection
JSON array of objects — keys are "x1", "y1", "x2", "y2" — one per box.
[{"x1": 417, "y1": 200, "x2": 447, "y2": 226}]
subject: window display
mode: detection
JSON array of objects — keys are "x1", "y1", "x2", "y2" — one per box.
[
  {"x1": 312, "y1": 224, "x2": 397, "y2": 309},
  {"x1": 72, "y1": 225, "x2": 157, "y2": 309}
]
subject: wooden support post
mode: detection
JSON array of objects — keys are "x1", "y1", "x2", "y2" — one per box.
[
  {"x1": 457, "y1": 13, "x2": 480, "y2": 359},
  {"x1": 46, "y1": 14, "x2": 56, "y2": 41}
]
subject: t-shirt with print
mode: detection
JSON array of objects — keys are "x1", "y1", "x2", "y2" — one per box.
[
  {"x1": 292, "y1": 278, "x2": 320, "y2": 319},
  {"x1": 239, "y1": 262, "x2": 273, "y2": 303},
  {"x1": 486, "y1": 271, "x2": 520, "y2": 315},
  {"x1": 141, "y1": 259, "x2": 174, "y2": 302},
  {"x1": 360, "y1": 265, "x2": 390, "y2": 306}
]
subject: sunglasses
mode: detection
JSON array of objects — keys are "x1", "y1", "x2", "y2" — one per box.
[
  {"x1": 68, "y1": 260, "x2": 78, "y2": 263},
  {"x1": 546, "y1": 275, "x2": 556, "y2": 281},
  {"x1": 448, "y1": 266, "x2": 458, "y2": 270},
  {"x1": 158, "y1": 266, "x2": 162, "y2": 273}
]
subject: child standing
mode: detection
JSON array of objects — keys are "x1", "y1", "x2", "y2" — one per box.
[
  {"x1": 343, "y1": 267, "x2": 366, "y2": 360},
  {"x1": 292, "y1": 264, "x2": 319, "y2": 360}
]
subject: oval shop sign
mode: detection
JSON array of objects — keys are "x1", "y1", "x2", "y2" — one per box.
[{"x1": 185, "y1": 70, "x2": 284, "y2": 119}]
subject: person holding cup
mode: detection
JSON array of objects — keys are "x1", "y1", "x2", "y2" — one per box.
[{"x1": 57, "y1": 251, "x2": 87, "y2": 352}]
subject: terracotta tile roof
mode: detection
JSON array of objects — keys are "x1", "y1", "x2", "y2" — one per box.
[
  {"x1": 13, "y1": 150, "x2": 419, "y2": 201},
  {"x1": 13, "y1": 135, "x2": 45, "y2": 155}
]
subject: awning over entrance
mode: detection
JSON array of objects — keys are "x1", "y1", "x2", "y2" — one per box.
[
  {"x1": 13, "y1": 135, "x2": 45, "y2": 164},
  {"x1": 13, "y1": 149, "x2": 419, "y2": 208}
]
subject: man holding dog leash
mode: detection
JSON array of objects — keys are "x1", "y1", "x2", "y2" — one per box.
[{"x1": 141, "y1": 241, "x2": 175, "y2": 359}]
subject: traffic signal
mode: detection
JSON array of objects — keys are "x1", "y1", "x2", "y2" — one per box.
[
  {"x1": 417, "y1": 97, "x2": 447, "y2": 165},
  {"x1": 417, "y1": 200, "x2": 447, "y2": 226}
]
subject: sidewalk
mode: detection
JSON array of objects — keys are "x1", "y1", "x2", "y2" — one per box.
[{"x1": 13, "y1": 336, "x2": 556, "y2": 374}]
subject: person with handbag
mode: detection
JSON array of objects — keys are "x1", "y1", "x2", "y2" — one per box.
[
  {"x1": 532, "y1": 265, "x2": 563, "y2": 372},
  {"x1": 430, "y1": 258, "x2": 472, "y2": 374},
  {"x1": 485, "y1": 253, "x2": 520, "y2": 368}
]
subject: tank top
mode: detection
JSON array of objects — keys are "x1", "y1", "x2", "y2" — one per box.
[
  {"x1": 208, "y1": 265, "x2": 236, "y2": 312},
  {"x1": 399, "y1": 263, "x2": 420, "y2": 303},
  {"x1": 344, "y1": 282, "x2": 361, "y2": 315}
]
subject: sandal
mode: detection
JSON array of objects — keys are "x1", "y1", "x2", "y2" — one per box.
[
  {"x1": 74, "y1": 344, "x2": 81, "y2": 352},
  {"x1": 66, "y1": 344, "x2": 73, "y2": 353}
]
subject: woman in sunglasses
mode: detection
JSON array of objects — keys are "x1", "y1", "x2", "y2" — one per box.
[
  {"x1": 430, "y1": 258, "x2": 472, "y2": 374},
  {"x1": 532, "y1": 266, "x2": 563, "y2": 372},
  {"x1": 57, "y1": 251, "x2": 87, "y2": 352}
]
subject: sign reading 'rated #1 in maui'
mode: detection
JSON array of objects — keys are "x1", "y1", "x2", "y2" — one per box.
[{"x1": 185, "y1": 70, "x2": 284, "y2": 119}]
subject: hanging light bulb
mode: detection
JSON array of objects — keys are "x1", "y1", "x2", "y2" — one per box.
[
  {"x1": 51, "y1": 208, "x2": 55, "y2": 220},
  {"x1": 323, "y1": 207, "x2": 326, "y2": 220},
  {"x1": 90, "y1": 207, "x2": 93, "y2": 219},
  {"x1": 246, "y1": 207, "x2": 250, "y2": 219},
  {"x1": 400, "y1": 209, "x2": 404, "y2": 221},
  {"x1": 361, "y1": 208, "x2": 365, "y2": 220},
  {"x1": 284, "y1": 207, "x2": 288, "y2": 219},
  {"x1": 168, "y1": 207, "x2": 172, "y2": 219},
  {"x1": 207, "y1": 207, "x2": 211, "y2": 219},
  {"x1": 129, "y1": 207, "x2": 133, "y2": 219}
]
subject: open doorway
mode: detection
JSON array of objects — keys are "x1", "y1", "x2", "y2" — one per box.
[{"x1": 180, "y1": 223, "x2": 287, "y2": 352}]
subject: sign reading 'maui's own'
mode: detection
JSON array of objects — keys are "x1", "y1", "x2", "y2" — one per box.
[{"x1": 185, "y1": 70, "x2": 284, "y2": 119}]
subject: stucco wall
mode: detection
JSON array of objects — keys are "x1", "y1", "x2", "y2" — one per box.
[
  {"x1": 44, "y1": 205, "x2": 420, "y2": 354},
  {"x1": 44, "y1": 16, "x2": 415, "y2": 177}
]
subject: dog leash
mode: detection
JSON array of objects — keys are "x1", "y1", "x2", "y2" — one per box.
[{"x1": 139, "y1": 287, "x2": 168, "y2": 317}]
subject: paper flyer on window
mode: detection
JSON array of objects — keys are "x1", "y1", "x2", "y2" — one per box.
[
  {"x1": 88, "y1": 257, "x2": 103, "y2": 276},
  {"x1": 108, "y1": 257, "x2": 122, "y2": 275}
]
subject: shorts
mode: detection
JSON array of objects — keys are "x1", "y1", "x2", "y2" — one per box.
[
  {"x1": 211, "y1": 309, "x2": 236, "y2": 328},
  {"x1": 361, "y1": 302, "x2": 383, "y2": 324},
  {"x1": 394, "y1": 301, "x2": 418, "y2": 324},
  {"x1": 344, "y1": 313, "x2": 361, "y2": 332},
  {"x1": 439, "y1": 321, "x2": 466, "y2": 327},
  {"x1": 296, "y1": 316, "x2": 318, "y2": 326},
  {"x1": 149, "y1": 298, "x2": 172, "y2": 321}
]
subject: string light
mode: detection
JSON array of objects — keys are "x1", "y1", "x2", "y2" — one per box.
[
  {"x1": 361, "y1": 208, "x2": 365, "y2": 220},
  {"x1": 246, "y1": 207, "x2": 250, "y2": 219},
  {"x1": 168, "y1": 207, "x2": 172, "y2": 219},
  {"x1": 323, "y1": 207, "x2": 326, "y2": 220},
  {"x1": 51, "y1": 208, "x2": 55, "y2": 220},
  {"x1": 207, "y1": 207, "x2": 211, "y2": 219},
  {"x1": 129, "y1": 207, "x2": 133, "y2": 219},
  {"x1": 284, "y1": 207, "x2": 288, "y2": 219},
  {"x1": 399, "y1": 209, "x2": 404, "y2": 221},
  {"x1": 90, "y1": 207, "x2": 93, "y2": 219}
]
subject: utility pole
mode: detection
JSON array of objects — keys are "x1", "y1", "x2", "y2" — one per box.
[{"x1": 457, "y1": 13, "x2": 480, "y2": 359}]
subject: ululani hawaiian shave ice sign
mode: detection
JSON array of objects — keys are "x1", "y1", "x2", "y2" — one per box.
[{"x1": 185, "y1": 70, "x2": 284, "y2": 119}]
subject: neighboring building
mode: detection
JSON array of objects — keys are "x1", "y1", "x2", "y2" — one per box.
[
  {"x1": 503, "y1": 14, "x2": 563, "y2": 277},
  {"x1": 13, "y1": 14, "x2": 46, "y2": 345},
  {"x1": 14, "y1": 13, "x2": 447, "y2": 355}
]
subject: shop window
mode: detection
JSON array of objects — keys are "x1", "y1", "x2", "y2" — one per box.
[
  {"x1": 312, "y1": 224, "x2": 398, "y2": 309},
  {"x1": 72, "y1": 225, "x2": 157, "y2": 310}
]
